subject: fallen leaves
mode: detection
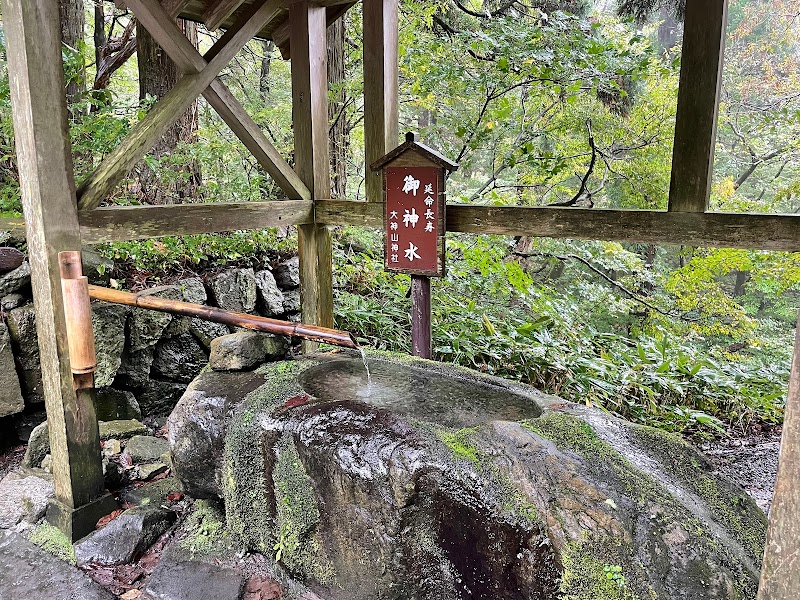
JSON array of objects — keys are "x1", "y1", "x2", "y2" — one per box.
[
  {"x1": 243, "y1": 576, "x2": 283, "y2": 600},
  {"x1": 96, "y1": 509, "x2": 124, "y2": 529}
]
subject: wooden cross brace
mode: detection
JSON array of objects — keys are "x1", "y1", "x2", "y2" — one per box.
[{"x1": 77, "y1": 0, "x2": 310, "y2": 210}]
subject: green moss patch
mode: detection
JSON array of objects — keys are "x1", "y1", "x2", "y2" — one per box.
[
  {"x1": 27, "y1": 522, "x2": 76, "y2": 565},
  {"x1": 559, "y1": 536, "x2": 644, "y2": 600},
  {"x1": 179, "y1": 499, "x2": 232, "y2": 557}
]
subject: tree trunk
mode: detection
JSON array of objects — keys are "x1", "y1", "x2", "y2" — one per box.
[
  {"x1": 733, "y1": 270, "x2": 751, "y2": 297},
  {"x1": 260, "y1": 40, "x2": 275, "y2": 101},
  {"x1": 59, "y1": 0, "x2": 85, "y2": 108},
  {"x1": 327, "y1": 17, "x2": 348, "y2": 199},
  {"x1": 136, "y1": 19, "x2": 201, "y2": 204}
]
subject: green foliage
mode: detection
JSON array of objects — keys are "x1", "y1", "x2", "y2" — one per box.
[
  {"x1": 96, "y1": 229, "x2": 297, "y2": 287},
  {"x1": 335, "y1": 231, "x2": 788, "y2": 435}
]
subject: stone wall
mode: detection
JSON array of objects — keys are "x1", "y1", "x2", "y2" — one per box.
[{"x1": 0, "y1": 248, "x2": 302, "y2": 438}]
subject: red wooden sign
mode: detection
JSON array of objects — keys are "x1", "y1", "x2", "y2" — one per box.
[{"x1": 384, "y1": 166, "x2": 445, "y2": 276}]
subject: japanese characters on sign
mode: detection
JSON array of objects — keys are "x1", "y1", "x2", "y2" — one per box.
[{"x1": 384, "y1": 166, "x2": 444, "y2": 276}]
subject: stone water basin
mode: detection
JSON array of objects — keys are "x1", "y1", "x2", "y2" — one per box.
[{"x1": 169, "y1": 350, "x2": 767, "y2": 600}]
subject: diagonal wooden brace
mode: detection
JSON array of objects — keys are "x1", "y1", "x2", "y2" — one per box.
[
  {"x1": 125, "y1": 0, "x2": 310, "y2": 201},
  {"x1": 77, "y1": 0, "x2": 294, "y2": 210}
]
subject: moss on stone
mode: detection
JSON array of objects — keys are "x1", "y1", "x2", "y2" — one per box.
[
  {"x1": 559, "y1": 536, "x2": 643, "y2": 600},
  {"x1": 523, "y1": 411, "x2": 760, "y2": 600},
  {"x1": 27, "y1": 522, "x2": 76, "y2": 565},
  {"x1": 437, "y1": 427, "x2": 481, "y2": 464},
  {"x1": 272, "y1": 437, "x2": 333, "y2": 584},
  {"x1": 629, "y1": 424, "x2": 767, "y2": 560},
  {"x1": 179, "y1": 499, "x2": 232, "y2": 557}
]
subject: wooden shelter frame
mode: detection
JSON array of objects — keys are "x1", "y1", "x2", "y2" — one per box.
[{"x1": 0, "y1": 0, "x2": 797, "y2": 595}]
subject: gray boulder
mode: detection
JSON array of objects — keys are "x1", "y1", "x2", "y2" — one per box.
[
  {"x1": 7, "y1": 304, "x2": 43, "y2": 404},
  {"x1": 255, "y1": 269, "x2": 285, "y2": 316},
  {"x1": 0, "y1": 529, "x2": 115, "y2": 600},
  {"x1": 81, "y1": 247, "x2": 114, "y2": 285},
  {"x1": 145, "y1": 558, "x2": 245, "y2": 600},
  {"x1": 0, "y1": 471, "x2": 54, "y2": 529},
  {"x1": 129, "y1": 286, "x2": 182, "y2": 352},
  {"x1": 136, "y1": 379, "x2": 188, "y2": 416},
  {"x1": 95, "y1": 388, "x2": 141, "y2": 422},
  {"x1": 177, "y1": 277, "x2": 207, "y2": 305},
  {"x1": 125, "y1": 435, "x2": 170, "y2": 464},
  {"x1": 168, "y1": 370, "x2": 266, "y2": 499},
  {"x1": 22, "y1": 422, "x2": 49, "y2": 469},
  {"x1": 0, "y1": 262, "x2": 30, "y2": 296},
  {"x1": 189, "y1": 318, "x2": 231, "y2": 349},
  {"x1": 152, "y1": 333, "x2": 208, "y2": 383},
  {"x1": 282, "y1": 288, "x2": 301, "y2": 314},
  {"x1": 1, "y1": 293, "x2": 26, "y2": 312},
  {"x1": 274, "y1": 256, "x2": 300, "y2": 289},
  {"x1": 207, "y1": 268, "x2": 257, "y2": 314},
  {"x1": 91, "y1": 303, "x2": 129, "y2": 387},
  {"x1": 121, "y1": 478, "x2": 183, "y2": 507},
  {"x1": 209, "y1": 353, "x2": 766, "y2": 600},
  {"x1": 99, "y1": 419, "x2": 148, "y2": 440},
  {"x1": 0, "y1": 322, "x2": 23, "y2": 417},
  {"x1": 209, "y1": 332, "x2": 289, "y2": 371},
  {"x1": 74, "y1": 505, "x2": 176, "y2": 566},
  {"x1": 116, "y1": 346, "x2": 155, "y2": 388}
]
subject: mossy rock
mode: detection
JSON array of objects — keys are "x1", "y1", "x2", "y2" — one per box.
[{"x1": 170, "y1": 351, "x2": 766, "y2": 600}]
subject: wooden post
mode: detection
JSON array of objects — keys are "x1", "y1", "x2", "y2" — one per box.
[
  {"x1": 2, "y1": 0, "x2": 115, "y2": 540},
  {"x1": 667, "y1": 0, "x2": 728, "y2": 213},
  {"x1": 757, "y1": 313, "x2": 800, "y2": 599},
  {"x1": 363, "y1": 0, "x2": 399, "y2": 202},
  {"x1": 411, "y1": 275, "x2": 432, "y2": 358},
  {"x1": 290, "y1": 0, "x2": 335, "y2": 351}
]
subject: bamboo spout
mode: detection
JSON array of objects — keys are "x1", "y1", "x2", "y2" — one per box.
[{"x1": 87, "y1": 285, "x2": 359, "y2": 350}]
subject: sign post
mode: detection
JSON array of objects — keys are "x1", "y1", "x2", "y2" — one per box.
[{"x1": 371, "y1": 132, "x2": 459, "y2": 358}]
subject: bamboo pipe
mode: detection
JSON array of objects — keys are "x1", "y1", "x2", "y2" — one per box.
[
  {"x1": 87, "y1": 284, "x2": 360, "y2": 350},
  {"x1": 59, "y1": 252, "x2": 98, "y2": 386}
]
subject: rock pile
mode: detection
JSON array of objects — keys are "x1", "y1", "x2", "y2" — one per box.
[{"x1": 0, "y1": 256, "x2": 300, "y2": 436}]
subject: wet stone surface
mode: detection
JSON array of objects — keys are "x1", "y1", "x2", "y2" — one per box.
[
  {"x1": 298, "y1": 357, "x2": 543, "y2": 428},
  {"x1": 167, "y1": 352, "x2": 769, "y2": 600},
  {"x1": 0, "y1": 529, "x2": 115, "y2": 600}
]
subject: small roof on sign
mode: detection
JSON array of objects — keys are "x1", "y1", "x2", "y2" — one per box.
[{"x1": 370, "y1": 132, "x2": 460, "y2": 173}]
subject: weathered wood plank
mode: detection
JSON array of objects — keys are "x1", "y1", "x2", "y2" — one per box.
[
  {"x1": 202, "y1": 0, "x2": 246, "y2": 30},
  {"x1": 291, "y1": 1, "x2": 335, "y2": 351},
  {"x1": 126, "y1": 0, "x2": 310, "y2": 200},
  {"x1": 315, "y1": 200, "x2": 800, "y2": 251},
  {"x1": 757, "y1": 314, "x2": 800, "y2": 599},
  {"x1": 3, "y1": 0, "x2": 112, "y2": 540},
  {"x1": 363, "y1": 0, "x2": 399, "y2": 203},
  {"x1": 273, "y1": 2, "x2": 356, "y2": 59},
  {"x1": 79, "y1": 200, "x2": 313, "y2": 243},
  {"x1": 667, "y1": 0, "x2": 728, "y2": 212},
  {"x1": 77, "y1": 0, "x2": 285, "y2": 210}
]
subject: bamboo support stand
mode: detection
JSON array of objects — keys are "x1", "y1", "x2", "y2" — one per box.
[{"x1": 59, "y1": 251, "x2": 97, "y2": 390}]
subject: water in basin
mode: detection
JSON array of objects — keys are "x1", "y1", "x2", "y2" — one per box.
[{"x1": 299, "y1": 356, "x2": 542, "y2": 429}]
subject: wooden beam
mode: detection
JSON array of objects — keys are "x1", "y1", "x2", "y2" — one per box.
[
  {"x1": 291, "y1": 1, "x2": 334, "y2": 351},
  {"x1": 77, "y1": 0, "x2": 285, "y2": 210},
  {"x1": 79, "y1": 200, "x2": 313, "y2": 243},
  {"x1": 758, "y1": 315, "x2": 800, "y2": 599},
  {"x1": 126, "y1": 0, "x2": 310, "y2": 200},
  {"x1": 273, "y1": 2, "x2": 356, "y2": 59},
  {"x1": 315, "y1": 200, "x2": 800, "y2": 252},
  {"x1": 363, "y1": 0, "x2": 399, "y2": 203},
  {"x1": 203, "y1": 0, "x2": 246, "y2": 31},
  {"x1": 2, "y1": 0, "x2": 115, "y2": 541},
  {"x1": 667, "y1": 0, "x2": 728, "y2": 212}
]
